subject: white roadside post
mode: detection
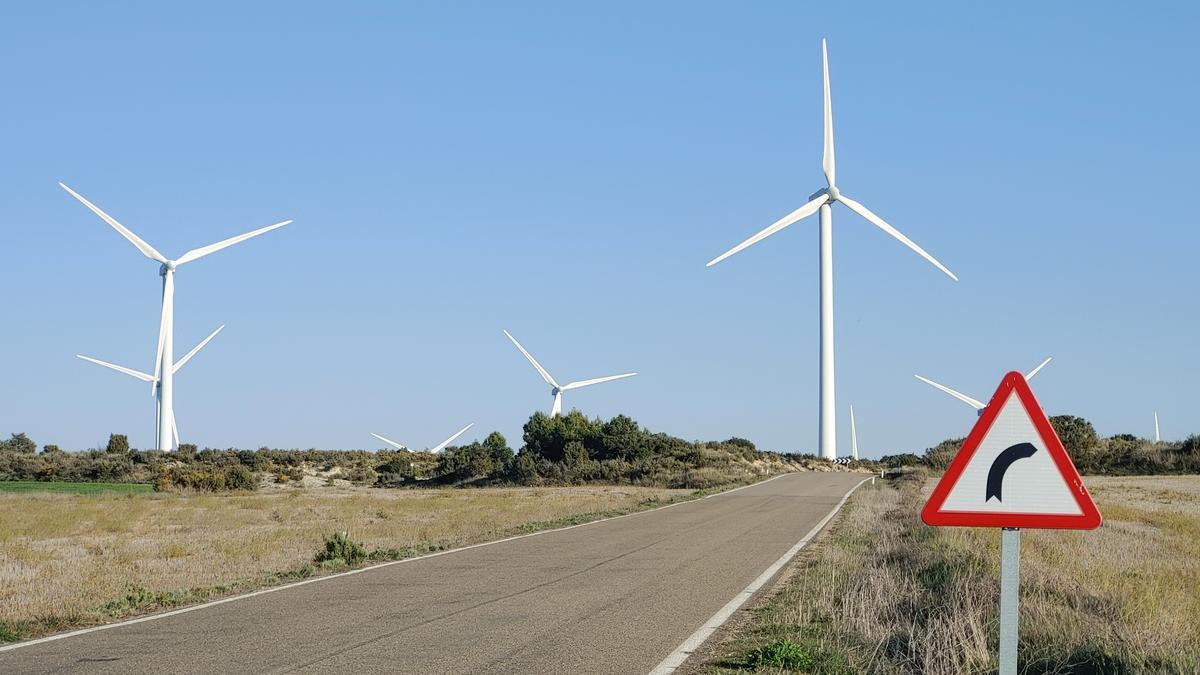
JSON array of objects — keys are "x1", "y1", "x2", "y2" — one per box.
[{"x1": 921, "y1": 371, "x2": 1102, "y2": 673}]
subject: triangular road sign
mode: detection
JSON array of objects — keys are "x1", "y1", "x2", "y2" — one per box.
[{"x1": 922, "y1": 371, "x2": 1102, "y2": 529}]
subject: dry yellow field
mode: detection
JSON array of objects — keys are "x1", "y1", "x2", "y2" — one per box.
[
  {"x1": 0, "y1": 484, "x2": 686, "y2": 641},
  {"x1": 702, "y1": 474, "x2": 1200, "y2": 674}
]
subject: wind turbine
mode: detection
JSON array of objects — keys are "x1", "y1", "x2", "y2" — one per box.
[
  {"x1": 1154, "y1": 412, "x2": 1161, "y2": 443},
  {"x1": 849, "y1": 404, "x2": 859, "y2": 461},
  {"x1": 706, "y1": 40, "x2": 957, "y2": 460},
  {"x1": 503, "y1": 330, "x2": 636, "y2": 416},
  {"x1": 61, "y1": 183, "x2": 290, "y2": 451},
  {"x1": 77, "y1": 326, "x2": 224, "y2": 448},
  {"x1": 915, "y1": 357, "x2": 1052, "y2": 416},
  {"x1": 371, "y1": 423, "x2": 475, "y2": 453}
]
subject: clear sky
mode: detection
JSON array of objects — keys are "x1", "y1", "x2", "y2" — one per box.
[{"x1": 2, "y1": 2, "x2": 1196, "y2": 457}]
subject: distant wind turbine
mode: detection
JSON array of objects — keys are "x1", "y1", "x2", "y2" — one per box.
[
  {"x1": 706, "y1": 40, "x2": 957, "y2": 460},
  {"x1": 915, "y1": 357, "x2": 1052, "y2": 415},
  {"x1": 1154, "y1": 412, "x2": 1161, "y2": 443},
  {"x1": 849, "y1": 405, "x2": 859, "y2": 461},
  {"x1": 503, "y1": 330, "x2": 636, "y2": 416},
  {"x1": 77, "y1": 326, "x2": 224, "y2": 448},
  {"x1": 62, "y1": 183, "x2": 290, "y2": 451},
  {"x1": 371, "y1": 423, "x2": 475, "y2": 453}
]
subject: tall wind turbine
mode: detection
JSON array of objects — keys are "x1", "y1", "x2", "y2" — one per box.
[
  {"x1": 706, "y1": 40, "x2": 957, "y2": 460},
  {"x1": 1154, "y1": 412, "x2": 1161, "y2": 443},
  {"x1": 77, "y1": 325, "x2": 224, "y2": 448},
  {"x1": 62, "y1": 183, "x2": 290, "y2": 451},
  {"x1": 915, "y1": 357, "x2": 1052, "y2": 415},
  {"x1": 503, "y1": 330, "x2": 636, "y2": 416},
  {"x1": 849, "y1": 404, "x2": 859, "y2": 461},
  {"x1": 371, "y1": 423, "x2": 475, "y2": 453}
]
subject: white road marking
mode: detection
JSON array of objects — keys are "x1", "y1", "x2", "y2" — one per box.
[
  {"x1": 648, "y1": 476, "x2": 873, "y2": 675},
  {"x1": 0, "y1": 473, "x2": 791, "y2": 653}
]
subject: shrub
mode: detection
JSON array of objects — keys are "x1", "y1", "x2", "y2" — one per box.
[
  {"x1": 744, "y1": 639, "x2": 814, "y2": 670},
  {"x1": 41, "y1": 444, "x2": 61, "y2": 455},
  {"x1": 105, "y1": 433, "x2": 130, "y2": 455},
  {"x1": 223, "y1": 464, "x2": 258, "y2": 491},
  {"x1": 0, "y1": 433, "x2": 37, "y2": 454},
  {"x1": 315, "y1": 531, "x2": 367, "y2": 566}
]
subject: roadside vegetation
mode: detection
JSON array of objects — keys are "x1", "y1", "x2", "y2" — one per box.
[
  {"x1": 880, "y1": 415, "x2": 1199, "y2": 476},
  {"x1": 0, "y1": 411, "x2": 835, "y2": 493},
  {"x1": 701, "y1": 472, "x2": 1200, "y2": 674}
]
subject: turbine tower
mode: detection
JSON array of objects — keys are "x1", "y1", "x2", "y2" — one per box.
[
  {"x1": 915, "y1": 357, "x2": 1052, "y2": 415},
  {"x1": 371, "y1": 423, "x2": 475, "y2": 453},
  {"x1": 503, "y1": 330, "x2": 636, "y2": 416},
  {"x1": 62, "y1": 183, "x2": 290, "y2": 451},
  {"x1": 706, "y1": 40, "x2": 957, "y2": 460},
  {"x1": 1154, "y1": 412, "x2": 1161, "y2": 443},
  {"x1": 849, "y1": 404, "x2": 859, "y2": 461}
]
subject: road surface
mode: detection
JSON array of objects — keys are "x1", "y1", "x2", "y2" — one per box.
[{"x1": 0, "y1": 472, "x2": 865, "y2": 674}]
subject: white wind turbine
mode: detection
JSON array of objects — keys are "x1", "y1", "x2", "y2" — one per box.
[
  {"x1": 1154, "y1": 412, "x2": 1161, "y2": 443},
  {"x1": 77, "y1": 326, "x2": 224, "y2": 449},
  {"x1": 371, "y1": 423, "x2": 475, "y2": 453},
  {"x1": 915, "y1": 357, "x2": 1052, "y2": 415},
  {"x1": 503, "y1": 330, "x2": 637, "y2": 416},
  {"x1": 62, "y1": 183, "x2": 290, "y2": 451},
  {"x1": 706, "y1": 40, "x2": 957, "y2": 460}
]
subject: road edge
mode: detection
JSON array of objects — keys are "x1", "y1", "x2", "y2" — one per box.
[
  {"x1": 647, "y1": 476, "x2": 873, "y2": 675},
  {"x1": 0, "y1": 472, "x2": 796, "y2": 654}
]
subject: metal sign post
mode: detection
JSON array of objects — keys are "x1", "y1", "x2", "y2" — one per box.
[{"x1": 998, "y1": 527, "x2": 1020, "y2": 675}]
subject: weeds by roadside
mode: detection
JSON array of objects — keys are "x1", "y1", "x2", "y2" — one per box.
[{"x1": 702, "y1": 473, "x2": 1200, "y2": 675}]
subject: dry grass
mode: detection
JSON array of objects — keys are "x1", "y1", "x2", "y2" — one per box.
[
  {"x1": 702, "y1": 474, "x2": 1200, "y2": 674},
  {"x1": 0, "y1": 484, "x2": 686, "y2": 641}
]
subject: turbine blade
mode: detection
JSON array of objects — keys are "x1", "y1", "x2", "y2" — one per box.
[
  {"x1": 59, "y1": 183, "x2": 168, "y2": 264},
  {"x1": 77, "y1": 354, "x2": 157, "y2": 382},
  {"x1": 839, "y1": 195, "x2": 958, "y2": 281},
  {"x1": 429, "y1": 423, "x2": 475, "y2": 454},
  {"x1": 502, "y1": 330, "x2": 558, "y2": 387},
  {"x1": 173, "y1": 325, "x2": 225, "y2": 374},
  {"x1": 174, "y1": 220, "x2": 292, "y2": 266},
  {"x1": 562, "y1": 372, "x2": 638, "y2": 391},
  {"x1": 914, "y1": 374, "x2": 985, "y2": 410},
  {"x1": 822, "y1": 39, "x2": 835, "y2": 188},
  {"x1": 370, "y1": 433, "x2": 407, "y2": 451},
  {"x1": 706, "y1": 194, "x2": 827, "y2": 267},
  {"x1": 1025, "y1": 356, "x2": 1052, "y2": 381},
  {"x1": 849, "y1": 404, "x2": 858, "y2": 457}
]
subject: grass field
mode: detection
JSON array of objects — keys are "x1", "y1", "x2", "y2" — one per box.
[
  {"x1": 0, "y1": 483, "x2": 692, "y2": 643},
  {"x1": 700, "y1": 473, "x2": 1200, "y2": 674},
  {"x1": 0, "y1": 481, "x2": 153, "y2": 494}
]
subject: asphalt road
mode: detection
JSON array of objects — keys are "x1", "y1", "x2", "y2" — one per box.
[{"x1": 0, "y1": 472, "x2": 866, "y2": 675}]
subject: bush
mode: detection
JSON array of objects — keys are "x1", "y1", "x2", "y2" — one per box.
[
  {"x1": 105, "y1": 433, "x2": 130, "y2": 455},
  {"x1": 223, "y1": 464, "x2": 258, "y2": 491},
  {"x1": 315, "y1": 531, "x2": 367, "y2": 566},
  {"x1": 0, "y1": 433, "x2": 37, "y2": 454}
]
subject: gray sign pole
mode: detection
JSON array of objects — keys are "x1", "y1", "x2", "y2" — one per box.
[{"x1": 999, "y1": 527, "x2": 1020, "y2": 674}]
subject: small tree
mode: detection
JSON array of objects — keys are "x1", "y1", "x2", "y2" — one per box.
[
  {"x1": 106, "y1": 433, "x2": 130, "y2": 455},
  {"x1": 0, "y1": 433, "x2": 37, "y2": 454},
  {"x1": 41, "y1": 444, "x2": 62, "y2": 455},
  {"x1": 483, "y1": 431, "x2": 514, "y2": 472}
]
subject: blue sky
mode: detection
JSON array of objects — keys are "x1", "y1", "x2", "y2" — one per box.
[{"x1": 2, "y1": 2, "x2": 1196, "y2": 456}]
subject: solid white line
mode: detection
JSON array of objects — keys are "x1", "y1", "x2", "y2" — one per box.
[
  {"x1": 647, "y1": 477, "x2": 872, "y2": 675},
  {"x1": 0, "y1": 473, "x2": 791, "y2": 654}
]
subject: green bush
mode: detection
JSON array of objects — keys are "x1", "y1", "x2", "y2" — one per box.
[
  {"x1": 744, "y1": 639, "x2": 814, "y2": 670},
  {"x1": 315, "y1": 531, "x2": 367, "y2": 566},
  {"x1": 105, "y1": 433, "x2": 130, "y2": 455},
  {"x1": 0, "y1": 433, "x2": 37, "y2": 454}
]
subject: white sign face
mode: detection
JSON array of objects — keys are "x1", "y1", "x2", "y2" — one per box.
[{"x1": 940, "y1": 393, "x2": 1082, "y2": 516}]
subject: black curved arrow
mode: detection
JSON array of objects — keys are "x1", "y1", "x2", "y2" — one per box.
[{"x1": 986, "y1": 443, "x2": 1038, "y2": 502}]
